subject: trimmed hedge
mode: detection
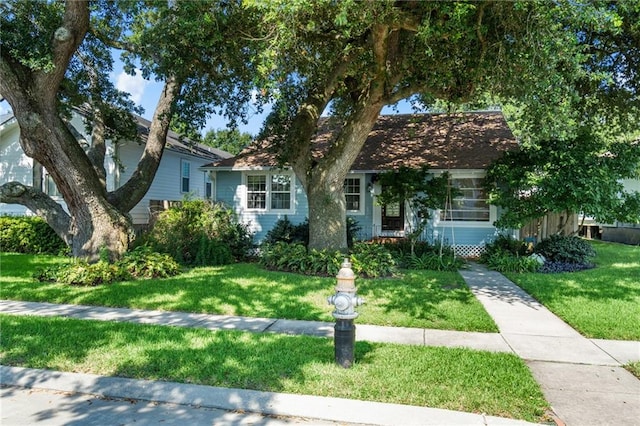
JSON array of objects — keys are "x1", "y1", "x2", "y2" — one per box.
[{"x1": 0, "y1": 216, "x2": 67, "y2": 255}]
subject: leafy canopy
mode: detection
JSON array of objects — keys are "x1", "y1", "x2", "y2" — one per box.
[{"x1": 486, "y1": 129, "x2": 640, "y2": 229}]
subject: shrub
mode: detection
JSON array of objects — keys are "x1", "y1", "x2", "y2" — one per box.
[
  {"x1": 259, "y1": 241, "x2": 395, "y2": 278},
  {"x1": 55, "y1": 260, "x2": 131, "y2": 286},
  {"x1": 538, "y1": 261, "x2": 595, "y2": 274},
  {"x1": 382, "y1": 239, "x2": 436, "y2": 258},
  {"x1": 407, "y1": 251, "x2": 464, "y2": 271},
  {"x1": 483, "y1": 251, "x2": 540, "y2": 273},
  {"x1": 0, "y1": 216, "x2": 67, "y2": 255},
  {"x1": 262, "y1": 216, "x2": 361, "y2": 249},
  {"x1": 307, "y1": 248, "x2": 343, "y2": 276},
  {"x1": 350, "y1": 242, "x2": 396, "y2": 278},
  {"x1": 193, "y1": 236, "x2": 234, "y2": 266},
  {"x1": 143, "y1": 199, "x2": 253, "y2": 265},
  {"x1": 481, "y1": 235, "x2": 529, "y2": 261},
  {"x1": 534, "y1": 235, "x2": 596, "y2": 264},
  {"x1": 382, "y1": 239, "x2": 462, "y2": 271},
  {"x1": 263, "y1": 216, "x2": 309, "y2": 245},
  {"x1": 118, "y1": 245, "x2": 180, "y2": 279},
  {"x1": 33, "y1": 246, "x2": 180, "y2": 285}
]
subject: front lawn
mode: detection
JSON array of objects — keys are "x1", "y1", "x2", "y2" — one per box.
[
  {"x1": 505, "y1": 241, "x2": 640, "y2": 340},
  {"x1": 0, "y1": 314, "x2": 550, "y2": 423},
  {"x1": 0, "y1": 253, "x2": 497, "y2": 332}
]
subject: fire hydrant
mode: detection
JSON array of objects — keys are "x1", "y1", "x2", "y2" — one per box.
[{"x1": 327, "y1": 258, "x2": 364, "y2": 368}]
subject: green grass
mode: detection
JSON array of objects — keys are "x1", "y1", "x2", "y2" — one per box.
[
  {"x1": 505, "y1": 241, "x2": 640, "y2": 340},
  {"x1": 627, "y1": 361, "x2": 640, "y2": 379},
  {"x1": 0, "y1": 253, "x2": 497, "y2": 332},
  {"x1": 0, "y1": 314, "x2": 549, "y2": 422}
]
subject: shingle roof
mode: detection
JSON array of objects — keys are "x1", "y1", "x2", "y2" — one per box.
[
  {"x1": 206, "y1": 112, "x2": 517, "y2": 171},
  {"x1": 134, "y1": 115, "x2": 232, "y2": 162}
]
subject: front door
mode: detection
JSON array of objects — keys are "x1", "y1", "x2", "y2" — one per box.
[{"x1": 381, "y1": 200, "x2": 404, "y2": 231}]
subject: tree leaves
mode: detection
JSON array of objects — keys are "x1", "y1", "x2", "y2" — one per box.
[{"x1": 486, "y1": 129, "x2": 640, "y2": 228}]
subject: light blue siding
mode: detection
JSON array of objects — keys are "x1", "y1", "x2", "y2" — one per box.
[
  {"x1": 215, "y1": 171, "x2": 241, "y2": 207},
  {"x1": 119, "y1": 144, "x2": 214, "y2": 224},
  {"x1": 215, "y1": 171, "x2": 308, "y2": 242},
  {"x1": 429, "y1": 226, "x2": 499, "y2": 246},
  {"x1": 215, "y1": 170, "x2": 508, "y2": 254}
]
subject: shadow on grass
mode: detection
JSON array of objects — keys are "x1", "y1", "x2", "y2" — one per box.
[
  {"x1": 1, "y1": 314, "x2": 376, "y2": 393},
  {"x1": 1, "y1": 314, "x2": 548, "y2": 422},
  {"x1": 1, "y1": 315, "x2": 372, "y2": 425},
  {"x1": 0, "y1": 252, "x2": 70, "y2": 278},
  {"x1": 360, "y1": 275, "x2": 473, "y2": 317},
  {"x1": 2, "y1": 256, "x2": 495, "y2": 330}
]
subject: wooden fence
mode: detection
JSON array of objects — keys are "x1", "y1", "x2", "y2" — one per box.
[{"x1": 519, "y1": 212, "x2": 579, "y2": 242}]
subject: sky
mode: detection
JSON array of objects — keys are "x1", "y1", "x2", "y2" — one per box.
[{"x1": 108, "y1": 55, "x2": 419, "y2": 137}]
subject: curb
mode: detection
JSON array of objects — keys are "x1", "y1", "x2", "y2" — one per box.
[{"x1": 1, "y1": 365, "x2": 544, "y2": 426}]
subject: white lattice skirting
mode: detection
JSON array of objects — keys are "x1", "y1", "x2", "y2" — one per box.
[{"x1": 453, "y1": 245, "x2": 485, "y2": 258}]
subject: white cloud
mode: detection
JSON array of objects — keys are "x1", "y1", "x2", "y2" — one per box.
[{"x1": 115, "y1": 70, "x2": 147, "y2": 105}]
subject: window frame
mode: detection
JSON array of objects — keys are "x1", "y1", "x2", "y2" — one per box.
[
  {"x1": 437, "y1": 172, "x2": 495, "y2": 227},
  {"x1": 344, "y1": 174, "x2": 365, "y2": 215},
  {"x1": 180, "y1": 159, "x2": 191, "y2": 193},
  {"x1": 204, "y1": 172, "x2": 213, "y2": 200},
  {"x1": 244, "y1": 171, "x2": 295, "y2": 213},
  {"x1": 42, "y1": 169, "x2": 62, "y2": 197}
]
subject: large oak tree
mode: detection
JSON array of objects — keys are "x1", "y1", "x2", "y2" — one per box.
[
  {"x1": 251, "y1": 0, "x2": 639, "y2": 251},
  {"x1": 0, "y1": 1, "x2": 259, "y2": 260}
]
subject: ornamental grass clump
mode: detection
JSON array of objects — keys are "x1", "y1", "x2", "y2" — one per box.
[{"x1": 479, "y1": 235, "x2": 539, "y2": 273}]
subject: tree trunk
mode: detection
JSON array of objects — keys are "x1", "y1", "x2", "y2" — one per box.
[
  {"x1": 67, "y1": 192, "x2": 134, "y2": 262},
  {"x1": 307, "y1": 180, "x2": 348, "y2": 251},
  {"x1": 304, "y1": 101, "x2": 384, "y2": 251},
  {"x1": 20, "y1": 108, "x2": 135, "y2": 261},
  {"x1": 1, "y1": 0, "x2": 179, "y2": 262}
]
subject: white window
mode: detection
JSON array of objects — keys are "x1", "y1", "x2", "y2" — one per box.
[
  {"x1": 344, "y1": 176, "x2": 364, "y2": 214},
  {"x1": 247, "y1": 175, "x2": 267, "y2": 209},
  {"x1": 270, "y1": 174, "x2": 291, "y2": 210},
  {"x1": 441, "y1": 177, "x2": 490, "y2": 222},
  {"x1": 245, "y1": 172, "x2": 293, "y2": 212},
  {"x1": 181, "y1": 160, "x2": 191, "y2": 193}
]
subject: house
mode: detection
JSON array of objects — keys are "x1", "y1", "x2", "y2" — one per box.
[
  {"x1": 599, "y1": 178, "x2": 640, "y2": 245},
  {"x1": 0, "y1": 110, "x2": 231, "y2": 228},
  {"x1": 202, "y1": 111, "x2": 519, "y2": 257}
]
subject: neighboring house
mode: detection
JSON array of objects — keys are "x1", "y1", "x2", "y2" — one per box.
[
  {"x1": 600, "y1": 178, "x2": 640, "y2": 245},
  {"x1": 202, "y1": 112, "x2": 519, "y2": 257},
  {"x1": 0, "y1": 110, "x2": 231, "y2": 227}
]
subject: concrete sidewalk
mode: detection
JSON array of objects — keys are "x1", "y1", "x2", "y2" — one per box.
[
  {"x1": 460, "y1": 263, "x2": 640, "y2": 426},
  {"x1": 1, "y1": 263, "x2": 639, "y2": 425}
]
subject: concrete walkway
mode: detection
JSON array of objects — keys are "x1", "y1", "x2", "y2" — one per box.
[
  {"x1": 459, "y1": 264, "x2": 640, "y2": 426},
  {"x1": 1, "y1": 264, "x2": 639, "y2": 425}
]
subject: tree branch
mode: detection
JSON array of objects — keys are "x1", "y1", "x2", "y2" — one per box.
[
  {"x1": 0, "y1": 182, "x2": 72, "y2": 245},
  {"x1": 108, "y1": 76, "x2": 181, "y2": 211},
  {"x1": 37, "y1": 1, "x2": 89, "y2": 103}
]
